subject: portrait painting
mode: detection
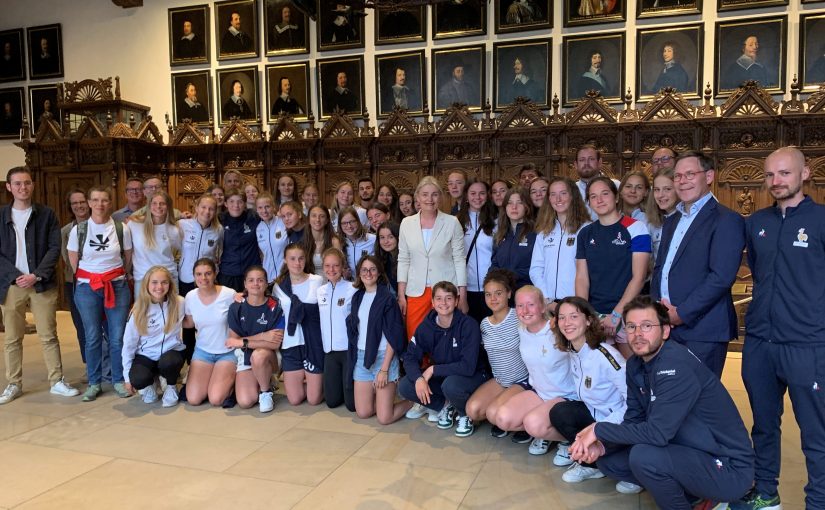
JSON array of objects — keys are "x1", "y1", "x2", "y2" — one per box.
[
  {"x1": 493, "y1": 39, "x2": 551, "y2": 110},
  {"x1": 171, "y1": 70, "x2": 213, "y2": 126},
  {"x1": 715, "y1": 16, "x2": 786, "y2": 96},
  {"x1": 317, "y1": 56, "x2": 365, "y2": 118},
  {"x1": 27, "y1": 24, "x2": 63, "y2": 80},
  {"x1": 375, "y1": 5, "x2": 426, "y2": 45},
  {"x1": 168, "y1": 5, "x2": 210, "y2": 66},
  {"x1": 0, "y1": 29, "x2": 25, "y2": 83},
  {"x1": 637, "y1": 0, "x2": 700, "y2": 19},
  {"x1": 376, "y1": 50, "x2": 426, "y2": 117},
  {"x1": 800, "y1": 13, "x2": 825, "y2": 90},
  {"x1": 215, "y1": 0, "x2": 259, "y2": 61},
  {"x1": 432, "y1": 44, "x2": 485, "y2": 113},
  {"x1": 433, "y1": 0, "x2": 486, "y2": 39},
  {"x1": 216, "y1": 66, "x2": 259, "y2": 123},
  {"x1": 495, "y1": 0, "x2": 552, "y2": 34},
  {"x1": 29, "y1": 84, "x2": 60, "y2": 133},
  {"x1": 563, "y1": 32, "x2": 625, "y2": 107},
  {"x1": 264, "y1": 0, "x2": 309, "y2": 55},
  {"x1": 718, "y1": 0, "x2": 787, "y2": 12},
  {"x1": 637, "y1": 24, "x2": 702, "y2": 100},
  {"x1": 266, "y1": 62, "x2": 310, "y2": 121},
  {"x1": 0, "y1": 87, "x2": 24, "y2": 139},
  {"x1": 318, "y1": 0, "x2": 365, "y2": 51},
  {"x1": 565, "y1": 0, "x2": 625, "y2": 27}
]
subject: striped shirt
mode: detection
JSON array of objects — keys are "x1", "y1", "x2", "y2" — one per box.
[{"x1": 480, "y1": 309, "x2": 528, "y2": 387}]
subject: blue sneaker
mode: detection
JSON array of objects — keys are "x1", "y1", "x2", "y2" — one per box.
[{"x1": 729, "y1": 489, "x2": 781, "y2": 510}]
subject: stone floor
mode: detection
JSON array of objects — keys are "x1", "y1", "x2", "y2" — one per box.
[{"x1": 0, "y1": 312, "x2": 807, "y2": 509}]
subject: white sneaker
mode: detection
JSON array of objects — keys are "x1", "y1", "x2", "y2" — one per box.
[
  {"x1": 562, "y1": 463, "x2": 606, "y2": 483},
  {"x1": 553, "y1": 441, "x2": 574, "y2": 466},
  {"x1": 406, "y1": 403, "x2": 428, "y2": 419},
  {"x1": 140, "y1": 385, "x2": 158, "y2": 404},
  {"x1": 158, "y1": 376, "x2": 168, "y2": 394},
  {"x1": 436, "y1": 404, "x2": 456, "y2": 429},
  {"x1": 528, "y1": 438, "x2": 550, "y2": 455},
  {"x1": 454, "y1": 415, "x2": 474, "y2": 437},
  {"x1": 0, "y1": 383, "x2": 21, "y2": 404},
  {"x1": 161, "y1": 385, "x2": 179, "y2": 408},
  {"x1": 50, "y1": 378, "x2": 80, "y2": 397},
  {"x1": 426, "y1": 407, "x2": 439, "y2": 422},
  {"x1": 616, "y1": 481, "x2": 644, "y2": 494},
  {"x1": 259, "y1": 391, "x2": 275, "y2": 413}
]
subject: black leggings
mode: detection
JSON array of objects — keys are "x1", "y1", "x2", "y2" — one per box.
[
  {"x1": 323, "y1": 350, "x2": 355, "y2": 411},
  {"x1": 550, "y1": 399, "x2": 597, "y2": 467},
  {"x1": 178, "y1": 280, "x2": 197, "y2": 363},
  {"x1": 129, "y1": 351, "x2": 185, "y2": 390}
]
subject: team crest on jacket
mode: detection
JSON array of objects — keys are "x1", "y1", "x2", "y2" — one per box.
[
  {"x1": 793, "y1": 228, "x2": 809, "y2": 248},
  {"x1": 276, "y1": 231, "x2": 282, "y2": 239},
  {"x1": 612, "y1": 233, "x2": 626, "y2": 246},
  {"x1": 243, "y1": 224, "x2": 252, "y2": 234},
  {"x1": 567, "y1": 237, "x2": 575, "y2": 246},
  {"x1": 207, "y1": 239, "x2": 215, "y2": 247},
  {"x1": 758, "y1": 228, "x2": 766, "y2": 238},
  {"x1": 337, "y1": 298, "x2": 345, "y2": 306},
  {"x1": 256, "y1": 313, "x2": 268, "y2": 325},
  {"x1": 585, "y1": 376, "x2": 592, "y2": 389}
]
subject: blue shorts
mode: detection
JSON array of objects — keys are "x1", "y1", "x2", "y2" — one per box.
[
  {"x1": 353, "y1": 348, "x2": 400, "y2": 383},
  {"x1": 192, "y1": 346, "x2": 236, "y2": 365},
  {"x1": 281, "y1": 345, "x2": 323, "y2": 374}
]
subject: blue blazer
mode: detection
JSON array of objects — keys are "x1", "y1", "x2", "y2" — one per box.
[{"x1": 651, "y1": 198, "x2": 745, "y2": 343}]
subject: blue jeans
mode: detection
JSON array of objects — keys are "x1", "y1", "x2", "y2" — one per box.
[{"x1": 74, "y1": 279, "x2": 131, "y2": 385}]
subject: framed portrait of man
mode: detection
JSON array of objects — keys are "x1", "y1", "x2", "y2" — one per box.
[
  {"x1": 493, "y1": 38, "x2": 551, "y2": 111},
  {"x1": 171, "y1": 70, "x2": 213, "y2": 126},
  {"x1": 562, "y1": 32, "x2": 625, "y2": 107},
  {"x1": 375, "y1": 5, "x2": 426, "y2": 45},
  {"x1": 318, "y1": 0, "x2": 365, "y2": 51},
  {"x1": 266, "y1": 62, "x2": 310, "y2": 121},
  {"x1": 800, "y1": 13, "x2": 825, "y2": 91},
  {"x1": 215, "y1": 0, "x2": 259, "y2": 61},
  {"x1": 28, "y1": 84, "x2": 60, "y2": 133},
  {"x1": 432, "y1": 45, "x2": 485, "y2": 113},
  {"x1": 317, "y1": 56, "x2": 365, "y2": 118},
  {"x1": 637, "y1": 0, "x2": 700, "y2": 19},
  {"x1": 564, "y1": 0, "x2": 625, "y2": 27},
  {"x1": 718, "y1": 0, "x2": 787, "y2": 12},
  {"x1": 27, "y1": 24, "x2": 63, "y2": 80},
  {"x1": 375, "y1": 50, "x2": 426, "y2": 117},
  {"x1": 637, "y1": 24, "x2": 702, "y2": 100},
  {"x1": 168, "y1": 5, "x2": 210, "y2": 66},
  {"x1": 495, "y1": 0, "x2": 552, "y2": 34},
  {"x1": 264, "y1": 0, "x2": 309, "y2": 55},
  {"x1": 216, "y1": 66, "x2": 259, "y2": 123},
  {"x1": 714, "y1": 16, "x2": 786, "y2": 97},
  {"x1": 0, "y1": 87, "x2": 24, "y2": 139},
  {"x1": 433, "y1": 0, "x2": 486, "y2": 40},
  {"x1": 0, "y1": 29, "x2": 25, "y2": 83}
]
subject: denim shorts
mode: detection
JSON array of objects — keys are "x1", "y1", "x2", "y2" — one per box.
[
  {"x1": 192, "y1": 346, "x2": 236, "y2": 365},
  {"x1": 353, "y1": 348, "x2": 400, "y2": 383}
]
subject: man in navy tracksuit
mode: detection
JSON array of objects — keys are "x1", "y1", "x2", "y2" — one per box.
[
  {"x1": 570, "y1": 296, "x2": 754, "y2": 510},
  {"x1": 732, "y1": 147, "x2": 825, "y2": 510}
]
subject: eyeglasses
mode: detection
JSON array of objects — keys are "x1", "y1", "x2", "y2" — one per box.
[
  {"x1": 673, "y1": 170, "x2": 706, "y2": 182},
  {"x1": 340, "y1": 219, "x2": 358, "y2": 227},
  {"x1": 623, "y1": 322, "x2": 662, "y2": 334},
  {"x1": 69, "y1": 201, "x2": 87, "y2": 206},
  {"x1": 651, "y1": 155, "x2": 673, "y2": 165},
  {"x1": 143, "y1": 185, "x2": 161, "y2": 191},
  {"x1": 359, "y1": 266, "x2": 378, "y2": 275}
]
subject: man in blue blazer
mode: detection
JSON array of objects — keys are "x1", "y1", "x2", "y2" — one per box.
[{"x1": 651, "y1": 150, "x2": 745, "y2": 377}]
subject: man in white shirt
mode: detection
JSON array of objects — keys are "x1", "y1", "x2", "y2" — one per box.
[{"x1": 575, "y1": 144, "x2": 620, "y2": 220}]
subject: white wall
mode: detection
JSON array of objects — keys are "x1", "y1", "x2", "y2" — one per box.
[{"x1": 0, "y1": 0, "x2": 816, "y2": 170}]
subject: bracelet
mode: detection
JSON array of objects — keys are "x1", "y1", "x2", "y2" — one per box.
[
  {"x1": 417, "y1": 376, "x2": 425, "y2": 382},
  {"x1": 379, "y1": 369, "x2": 388, "y2": 374}
]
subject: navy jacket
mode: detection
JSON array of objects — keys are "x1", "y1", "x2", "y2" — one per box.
[
  {"x1": 0, "y1": 203, "x2": 61, "y2": 301},
  {"x1": 745, "y1": 196, "x2": 825, "y2": 345},
  {"x1": 220, "y1": 210, "x2": 261, "y2": 277},
  {"x1": 595, "y1": 341, "x2": 754, "y2": 467},
  {"x1": 651, "y1": 198, "x2": 745, "y2": 343},
  {"x1": 345, "y1": 285, "x2": 406, "y2": 387},
  {"x1": 490, "y1": 222, "x2": 537, "y2": 290},
  {"x1": 277, "y1": 276, "x2": 323, "y2": 366},
  {"x1": 402, "y1": 309, "x2": 484, "y2": 382}
]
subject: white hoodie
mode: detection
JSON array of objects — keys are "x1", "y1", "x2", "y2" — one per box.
[{"x1": 317, "y1": 279, "x2": 357, "y2": 353}]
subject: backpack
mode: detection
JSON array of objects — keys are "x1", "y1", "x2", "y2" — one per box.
[{"x1": 76, "y1": 219, "x2": 125, "y2": 261}]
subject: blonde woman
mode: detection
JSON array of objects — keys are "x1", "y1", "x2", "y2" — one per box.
[{"x1": 128, "y1": 191, "x2": 182, "y2": 296}]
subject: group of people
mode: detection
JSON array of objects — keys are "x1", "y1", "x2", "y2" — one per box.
[{"x1": 1, "y1": 144, "x2": 822, "y2": 510}]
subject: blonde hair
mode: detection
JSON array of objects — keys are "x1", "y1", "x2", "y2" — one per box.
[
  {"x1": 133, "y1": 191, "x2": 178, "y2": 250},
  {"x1": 645, "y1": 168, "x2": 675, "y2": 228},
  {"x1": 132, "y1": 266, "x2": 181, "y2": 336},
  {"x1": 415, "y1": 175, "x2": 442, "y2": 198},
  {"x1": 193, "y1": 194, "x2": 222, "y2": 233}
]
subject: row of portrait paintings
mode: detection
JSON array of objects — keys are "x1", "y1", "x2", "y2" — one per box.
[
  {"x1": 0, "y1": 84, "x2": 61, "y2": 139},
  {"x1": 0, "y1": 24, "x2": 63, "y2": 84}
]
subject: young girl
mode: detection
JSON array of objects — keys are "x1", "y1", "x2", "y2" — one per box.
[
  {"x1": 301, "y1": 183, "x2": 320, "y2": 215},
  {"x1": 376, "y1": 183, "x2": 402, "y2": 223},
  {"x1": 645, "y1": 167, "x2": 677, "y2": 262},
  {"x1": 491, "y1": 179, "x2": 510, "y2": 210},
  {"x1": 281, "y1": 200, "x2": 306, "y2": 244},
  {"x1": 208, "y1": 184, "x2": 226, "y2": 215},
  {"x1": 273, "y1": 243, "x2": 325, "y2": 405},
  {"x1": 465, "y1": 269, "x2": 529, "y2": 438},
  {"x1": 618, "y1": 170, "x2": 650, "y2": 224},
  {"x1": 244, "y1": 183, "x2": 259, "y2": 210},
  {"x1": 302, "y1": 205, "x2": 343, "y2": 278},
  {"x1": 227, "y1": 266, "x2": 285, "y2": 412},
  {"x1": 183, "y1": 258, "x2": 237, "y2": 407},
  {"x1": 330, "y1": 181, "x2": 367, "y2": 230},
  {"x1": 122, "y1": 266, "x2": 186, "y2": 407},
  {"x1": 256, "y1": 193, "x2": 289, "y2": 284},
  {"x1": 447, "y1": 170, "x2": 467, "y2": 214},
  {"x1": 490, "y1": 188, "x2": 537, "y2": 291},
  {"x1": 275, "y1": 174, "x2": 298, "y2": 204},
  {"x1": 374, "y1": 221, "x2": 399, "y2": 296},
  {"x1": 347, "y1": 255, "x2": 410, "y2": 424},
  {"x1": 397, "y1": 190, "x2": 416, "y2": 218},
  {"x1": 366, "y1": 202, "x2": 390, "y2": 233},
  {"x1": 128, "y1": 191, "x2": 182, "y2": 295},
  {"x1": 457, "y1": 180, "x2": 497, "y2": 323},
  {"x1": 219, "y1": 188, "x2": 261, "y2": 291},
  {"x1": 338, "y1": 206, "x2": 375, "y2": 279},
  {"x1": 529, "y1": 177, "x2": 550, "y2": 211},
  {"x1": 317, "y1": 248, "x2": 356, "y2": 410}
]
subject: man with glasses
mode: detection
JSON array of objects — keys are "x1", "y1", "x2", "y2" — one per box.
[
  {"x1": 112, "y1": 177, "x2": 145, "y2": 222},
  {"x1": 569, "y1": 295, "x2": 754, "y2": 509},
  {"x1": 650, "y1": 150, "x2": 745, "y2": 377},
  {"x1": 129, "y1": 176, "x2": 187, "y2": 219},
  {"x1": 650, "y1": 147, "x2": 676, "y2": 175}
]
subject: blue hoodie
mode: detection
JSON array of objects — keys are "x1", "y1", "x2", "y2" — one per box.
[
  {"x1": 220, "y1": 210, "x2": 261, "y2": 277},
  {"x1": 402, "y1": 309, "x2": 484, "y2": 382}
]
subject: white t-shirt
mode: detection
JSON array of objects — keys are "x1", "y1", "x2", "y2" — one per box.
[
  {"x1": 275, "y1": 274, "x2": 323, "y2": 350},
  {"x1": 519, "y1": 321, "x2": 576, "y2": 401},
  {"x1": 128, "y1": 221, "x2": 182, "y2": 282},
  {"x1": 356, "y1": 289, "x2": 388, "y2": 351},
  {"x1": 11, "y1": 207, "x2": 32, "y2": 274},
  {"x1": 68, "y1": 218, "x2": 133, "y2": 282},
  {"x1": 184, "y1": 286, "x2": 236, "y2": 354}
]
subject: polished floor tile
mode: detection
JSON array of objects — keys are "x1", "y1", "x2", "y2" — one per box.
[{"x1": 0, "y1": 409, "x2": 55, "y2": 440}]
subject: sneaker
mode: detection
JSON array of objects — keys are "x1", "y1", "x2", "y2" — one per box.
[
  {"x1": 553, "y1": 441, "x2": 574, "y2": 466},
  {"x1": 0, "y1": 383, "x2": 22, "y2": 404},
  {"x1": 222, "y1": 391, "x2": 237, "y2": 409},
  {"x1": 161, "y1": 386, "x2": 179, "y2": 408},
  {"x1": 50, "y1": 378, "x2": 80, "y2": 397},
  {"x1": 259, "y1": 391, "x2": 275, "y2": 413},
  {"x1": 490, "y1": 425, "x2": 509, "y2": 438},
  {"x1": 82, "y1": 384, "x2": 102, "y2": 402},
  {"x1": 426, "y1": 407, "x2": 439, "y2": 422},
  {"x1": 436, "y1": 404, "x2": 456, "y2": 429},
  {"x1": 694, "y1": 501, "x2": 730, "y2": 510},
  {"x1": 406, "y1": 403, "x2": 428, "y2": 419},
  {"x1": 616, "y1": 481, "x2": 644, "y2": 494},
  {"x1": 529, "y1": 438, "x2": 550, "y2": 455},
  {"x1": 511, "y1": 430, "x2": 532, "y2": 444},
  {"x1": 113, "y1": 382, "x2": 131, "y2": 398},
  {"x1": 729, "y1": 489, "x2": 781, "y2": 510},
  {"x1": 455, "y1": 415, "x2": 474, "y2": 437},
  {"x1": 140, "y1": 385, "x2": 158, "y2": 404},
  {"x1": 178, "y1": 383, "x2": 188, "y2": 403},
  {"x1": 562, "y1": 463, "x2": 606, "y2": 483}
]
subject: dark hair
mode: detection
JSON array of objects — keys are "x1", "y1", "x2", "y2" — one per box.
[
  {"x1": 125, "y1": 177, "x2": 143, "y2": 186},
  {"x1": 552, "y1": 296, "x2": 606, "y2": 351},
  {"x1": 143, "y1": 175, "x2": 162, "y2": 184},
  {"x1": 456, "y1": 179, "x2": 497, "y2": 236},
  {"x1": 661, "y1": 41, "x2": 680, "y2": 58},
  {"x1": 275, "y1": 174, "x2": 298, "y2": 203},
  {"x1": 367, "y1": 201, "x2": 390, "y2": 215},
  {"x1": 494, "y1": 187, "x2": 535, "y2": 245},
  {"x1": 337, "y1": 206, "x2": 367, "y2": 240},
  {"x1": 519, "y1": 162, "x2": 538, "y2": 177},
  {"x1": 376, "y1": 183, "x2": 402, "y2": 222},
  {"x1": 618, "y1": 170, "x2": 650, "y2": 214},
  {"x1": 65, "y1": 188, "x2": 86, "y2": 210},
  {"x1": 353, "y1": 254, "x2": 388, "y2": 290},
  {"x1": 357, "y1": 176, "x2": 375, "y2": 188},
  {"x1": 278, "y1": 76, "x2": 290, "y2": 94},
  {"x1": 584, "y1": 176, "x2": 618, "y2": 203},
  {"x1": 244, "y1": 264, "x2": 269, "y2": 282},
  {"x1": 230, "y1": 79, "x2": 244, "y2": 94},
  {"x1": 193, "y1": 257, "x2": 218, "y2": 275},
  {"x1": 374, "y1": 220, "x2": 399, "y2": 258},
  {"x1": 621, "y1": 295, "x2": 671, "y2": 326},
  {"x1": 432, "y1": 280, "x2": 459, "y2": 299},
  {"x1": 483, "y1": 268, "x2": 517, "y2": 294},
  {"x1": 535, "y1": 176, "x2": 590, "y2": 234},
  {"x1": 6, "y1": 166, "x2": 31, "y2": 181},
  {"x1": 207, "y1": 183, "x2": 225, "y2": 194},
  {"x1": 275, "y1": 243, "x2": 315, "y2": 285},
  {"x1": 676, "y1": 150, "x2": 714, "y2": 172},
  {"x1": 301, "y1": 204, "x2": 340, "y2": 260}
]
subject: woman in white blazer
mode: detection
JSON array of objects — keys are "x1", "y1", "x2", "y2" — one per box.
[{"x1": 397, "y1": 176, "x2": 467, "y2": 340}]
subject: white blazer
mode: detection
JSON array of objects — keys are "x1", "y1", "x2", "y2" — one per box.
[{"x1": 397, "y1": 211, "x2": 466, "y2": 297}]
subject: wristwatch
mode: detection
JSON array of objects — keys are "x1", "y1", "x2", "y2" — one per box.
[
  {"x1": 242, "y1": 338, "x2": 249, "y2": 349},
  {"x1": 35, "y1": 276, "x2": 42, "y2": 282}
]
